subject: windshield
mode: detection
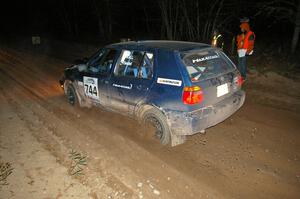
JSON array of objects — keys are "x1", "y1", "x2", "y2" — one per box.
[
  {"x1": 180, "y1": 50, "x2": 235, "y2": 81},
  {"x1": 87, "y1": 49, "x2": 106, "y2": 66}
]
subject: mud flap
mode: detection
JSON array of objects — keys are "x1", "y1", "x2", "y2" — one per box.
[
  {"x1": 75, "y1": 83, "x2": 92, "y2": 108},
  {"x1": 171, "y1": 134, "x2": 186, "y2": 146},
  {"x1": 77, "y1": 90, "x2": 93, "y2": 108}
]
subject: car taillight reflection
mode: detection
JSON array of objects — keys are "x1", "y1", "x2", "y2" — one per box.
[{"x1": 234, "y1": 75, "x2": 243, "y2": 87}]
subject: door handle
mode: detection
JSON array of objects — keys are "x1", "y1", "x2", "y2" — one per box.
[{"x1": 104, "y1": 80, "x2": 109, "y2": 84}]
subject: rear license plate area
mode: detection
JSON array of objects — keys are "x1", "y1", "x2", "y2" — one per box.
[{"x1": 217, "y1": 83, "x2": 229, "y2": 97}]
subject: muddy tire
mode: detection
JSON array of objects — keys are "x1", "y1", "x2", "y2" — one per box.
[
  {"x1": 66, "y1": 85, "x2": 78, "y2": 106},
  {"x1": 142, "y1": 108, "x2": 171, "y2": 145}
]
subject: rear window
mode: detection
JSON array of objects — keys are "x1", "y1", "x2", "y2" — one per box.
[{"x1": 180, "y1": 50, "x2": 235, "y2": 81}]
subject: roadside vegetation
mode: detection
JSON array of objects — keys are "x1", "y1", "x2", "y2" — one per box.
[
  {"x1": 0, "y1": 161, "x2": 13, "y2": 186},
  {"x1": 68, "y1": 149, "x2": 88, "y2": 176}
]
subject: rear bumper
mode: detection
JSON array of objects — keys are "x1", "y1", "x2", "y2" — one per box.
[{"x1": 167, "y1": 90, "x2": 245, "y2": 136}]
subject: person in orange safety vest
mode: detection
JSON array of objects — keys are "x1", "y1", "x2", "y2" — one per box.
[{"x1": 236, "y1": 19, "x2": 255, "y2": 80}]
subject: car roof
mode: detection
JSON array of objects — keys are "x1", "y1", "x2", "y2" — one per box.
[{"x1": 107, "y1": 40, "x2": 211, "y2": 52}]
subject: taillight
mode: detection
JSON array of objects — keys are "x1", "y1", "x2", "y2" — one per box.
[
  {"x1": 234, "y1": 75, "x2": 243, "y2": 87},
  {"x1": 183, "y1": 86, "x2": 203, "y2": 105}
]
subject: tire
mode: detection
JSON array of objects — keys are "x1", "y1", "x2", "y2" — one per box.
[
  {"x1": 66, "y1": 85, "x2": 78, "y2": 106},
  {"x1": 142, "y1": 108, "x2": 171, "y2": 145}
]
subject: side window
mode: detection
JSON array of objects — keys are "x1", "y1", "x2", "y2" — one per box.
[
  {"x1": 140, "y1": 52, "x2": 154, "y2": 79},
  {"x1": 114, "y1": 50, "x2": 153, "y2": 79},
  {"x1": 88, "y1": 49, "x2": 117, "y2": 74}
]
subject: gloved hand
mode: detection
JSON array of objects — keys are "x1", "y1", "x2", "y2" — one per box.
[{"x1": 247, "y1": 50, "x2": 253, "y2": 55}]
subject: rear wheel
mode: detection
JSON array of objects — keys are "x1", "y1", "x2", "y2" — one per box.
[
  {"x1": 142, "y1": 108, "x2": 171, "y2": 145},
  {"x1": 66, "y1": 85, "x2": 78, "y2": 106}
]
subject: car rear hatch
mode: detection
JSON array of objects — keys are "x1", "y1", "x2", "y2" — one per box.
[{"x1": 180, "y1": 48, "x2": 243, "y2": 107}]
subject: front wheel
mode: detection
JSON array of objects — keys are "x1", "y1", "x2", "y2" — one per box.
[{"x1": 142, "y1": 108, "x2": 171, "y2": 145}]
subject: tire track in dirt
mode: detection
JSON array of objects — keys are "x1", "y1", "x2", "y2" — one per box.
[
  {"x1": 0, "y1": 77, "x2": 98, "y2": 199},
  {"x1": 1, "y1": 86, "x2": 132, "y2": 198},
  {"x1": 1, "y1": 47, "x2": 299, "y2": 199},
  {"x1": 0, "y1": 55, "x2": 221, "y2": 198},
  {"x1": 0, "y1": 71, "x2": 136, "y2": 198}
]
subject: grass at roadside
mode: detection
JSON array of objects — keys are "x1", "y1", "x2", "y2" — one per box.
[
  {"x1": 68, "y1": 150, "x2": 87, "y2": 176},
  {"x1": 0, "y1": 161, "x2": 13, "y2": 186}
]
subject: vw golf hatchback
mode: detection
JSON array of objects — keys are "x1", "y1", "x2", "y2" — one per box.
[{"x1": 60, "y1": 41, "x2": 245, "y2": 146}]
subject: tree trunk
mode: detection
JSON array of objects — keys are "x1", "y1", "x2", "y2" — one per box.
[
  {"x1": 291, "y1": 0, "x2": 300, "y2": 53},
  {"x1": 142, "y1": 1, "x2": 151, "y2": 34},
  {"x1": 61, "y1": 5, "x2": 73, "y2": 36},
  {"x1": 211, "y1": 0, "x2": 224, "y2": 39},
  {"x1": 105, "y1": 0, "x2": 112, "y2": 41},
  {"x1": 159, "y1": 0, "x2": 173, "y2": 40}
]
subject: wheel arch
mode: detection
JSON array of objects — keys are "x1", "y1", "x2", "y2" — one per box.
[
  {"x1": 136, "y1": 103, "x2": 187, "y2": 146},
  {"x1": 64, "y1": 80, "x2": 92, "y2": 108},
  {"x1": 136, "y1": 103, "x2": 167, "y2": 122}
]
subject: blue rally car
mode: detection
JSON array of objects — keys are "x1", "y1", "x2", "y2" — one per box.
[{"x1": 60, "y1": 41, "x2": 245, "y2": 146}]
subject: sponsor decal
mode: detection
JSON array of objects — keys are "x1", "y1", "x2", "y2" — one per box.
[
  {"x1": 112, "y1": 83, "x2": 133, "y2": 90},
  {"x1": 157, "y1": 78, "x2": 182, "y2": 87},
  {"x1": 192, "y1": 55, "x2": 219, "y2": 63},
  {"x1": 86, "y1": 78, "x2": 94, "y2": 84},
  {"x1": 83, "y1": 76, "x2": 99, "y2": 100}
]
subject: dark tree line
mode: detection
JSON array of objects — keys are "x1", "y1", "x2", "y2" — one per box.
[
  {"x1": 256, "y1": 0, "x2": 300, "y2": 53},
  {"x1": 2, "y1": 0, "x2": 299, "y2": 52},
  {"x1": 49, "y1": 0, "x2": 251, "y2": 42}
]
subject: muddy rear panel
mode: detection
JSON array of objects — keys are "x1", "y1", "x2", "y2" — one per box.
[{"x1": 179, "y1": 49, "x2": 242, "y2": 107}]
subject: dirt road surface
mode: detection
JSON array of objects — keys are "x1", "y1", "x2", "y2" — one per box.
[{"x1": 0, "y1": 45, "x2": 299, "y2": 199}]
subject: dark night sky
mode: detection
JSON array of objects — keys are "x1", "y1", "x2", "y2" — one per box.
[{"x1": 0, "y1": 0, "x2": 297, "y2": 45}]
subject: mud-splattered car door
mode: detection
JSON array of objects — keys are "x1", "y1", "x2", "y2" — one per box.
[{"x1": 109, "y1": 50, "x2": 154, "y2": 115}]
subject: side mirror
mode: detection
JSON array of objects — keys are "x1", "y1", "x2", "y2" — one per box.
[{"x1": 78, "y1": 64, "x2": 87, "y2": 72}]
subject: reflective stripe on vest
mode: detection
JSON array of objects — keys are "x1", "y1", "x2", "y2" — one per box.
[
  {"x1": 243, "y1": 31, "x2": 255, "y2": 53},
  {"x1": 237, "y1": 34, "x2": 244, "y2": 49}
]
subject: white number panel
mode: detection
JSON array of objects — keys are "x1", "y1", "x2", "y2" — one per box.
[
  {"x1": 83, "y1": 76, "x2": 99, "y2": 101},
  {"x1": 217, "y1": 83, "x2": 229, "y2": 97}
]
